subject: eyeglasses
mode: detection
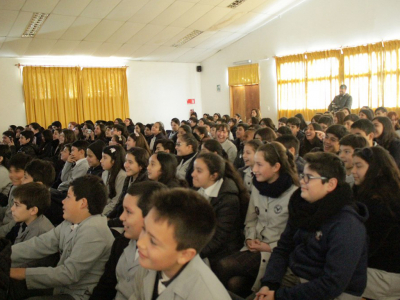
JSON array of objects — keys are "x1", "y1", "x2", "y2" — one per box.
[{"x1": 299, "y1": 173, "x2": 328, "y2": 183}]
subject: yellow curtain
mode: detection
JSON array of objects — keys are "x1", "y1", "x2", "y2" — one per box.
[
  {"x1": 23, "y1": 66, "x2": 82, "y2": 128},
  {"x1": 81, "y1": 67, "x2": 129, "y2": 122},
  {"x1": 228, "y1": 63, "x2": 259, "y2": 86}
]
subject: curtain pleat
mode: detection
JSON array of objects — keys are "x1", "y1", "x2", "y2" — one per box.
[{"x1": 228, "y1": 63, "x2": 259, "y2": 86}]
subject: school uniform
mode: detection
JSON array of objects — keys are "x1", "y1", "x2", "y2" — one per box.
[
  {"x1": 11, "y1": 214, "x2": 115, "y2": 300},
  {"x1": 220, "y1": 139, "x2": 237, "y2": 163},
  {"x1": 128, "y1": 255, "x2": 231, "y2": 300},
  {"x1": 149, "y1": 133, "x2": 166, "y2": 152},
  {"x1": 102, "y1": 169, "x2": 127, "y2": 215},
  {"x1": 57, "y1": 158, "x2": 89, "y2": 192},
  {"x1": 18, "y1": 143, "x2": 38, "y2": 158},
  {"x1": 0, "y1": 165, "x2": 11, "y2": 198},
  {"x1": 0, "y1": 185, "x2": 16, "y2": 238},
  {"x1": 14, "y1": 215, "x2": 54, "y2": 245},
  {"x1": 87, "y1": 165, "x2": 103, "y2": 178},
  {"x1": 239, "y1": 166, "x2": 253, "y2": 193},
  {"x1": 176, "y1": 152, "x2": 197, "y2": 187}
]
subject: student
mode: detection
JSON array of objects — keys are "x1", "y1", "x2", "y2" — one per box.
[
  {"x1": 351, "y1": 119, "x2": 375, "y2": 147},
  {"x1": 17, "y1": 130, "x2": 38, "y2": 158},
  {"x1": 110, "y1": 135, "x2": 126, "y2": 147},
  {"x1": 202, "y1": 139, "x2": 229, "y2": 160},
  {"x1": 124, "y1": 118, "x2": 135, "y2": 134},
  {"x1": 126, "y1": 132, "x2": 151, "y2": 155},
  {"x1": 57, "y1": 140, "x2": 90, "y2": 192},
  {"x1": 0, "y1": 145, "x2": 12, "y2": 200},
  {"x1": 176, "y1": 134, "x2": 198, "y2": 186},
  {"x1": 216, "y1": 124, "x2": 237, "y2": 163},
  {"x1": 53, "y1": 143, "x2": 71, "y2": 190},
  {"x1": 317, "y1": 115, "x2": 333, "y2": 132},
  {"x1": 323, "y1": 124, "x2": 348, "y2": 154},
  {"x1": 343, "y1": 114, "x2": 360, "y2": 131},
  {"x1": 215, "y1": 142, "x2": 299, "y2": 297},
  {"x1": 0, "y1": 153, "x2": 31, "y2": 238},
  {"x1": 277, "y1": 117, "x2": 288, "y2": 128},
  {"x1": 93, "y1": 123, "x2": 108, "y2": 144},
  {"x1": 144, "y1": 124, "x2": 153, "y2": 146},
  {"x1": 239, "y1": 140, "x2": 262, "y2": 192},
  {"x1": 189, "y1": 117, "x2": 198, "y2": 130},
  {"x1": 333, "y1": 111, "x2": 345, "y2": 125},
  {"x1": 90, "y1": 181, "x2": 167, "y2": 300},
  {"x1": 338, "y1": 134, "x2": 368, "y2": 187},
  {"x1": 375, "y1": 106, "x2": 388, "y2": 117},
  {"x1": 37, "y1": 129, "x2": 53, "y2": 159},
  {"x1": 11, "y1": 182, "x2": 53, "y2": 245},
  {"x1": 228, "y1": 118, "x2": 238, "y2": 139},
  {"x1": 154, "y1": 139, "x2": 175, "y2": 154},
  {"x1": 254, "y1": 128, "x2": 277, "y2": 143},
  {"x1": 286, "y1": 117, "x2": 305, "y2": 143},
  {"x1": 192, "y1": 153, "x2": 248, "y2": 269},
  {"x1": 130, "y1": 188, "x2": 231, "y2": 300},
  {"x1": 233, "y1": 123, "x2": 250, "y2": 169},
  {"x1": 214, "y1": 112, "x2": 222, "y2": 121},
  {"x1": 276, "y1": 126, "x2": 292, "y2": 137},
  {"x1": 147, "y1": 152, "x2": 187, "y2": 188},
  {"x1": 359, "y1": 108, "x2": 374, "y2": 120},
  {"x1": 276, "y1": 134, "x2": 305, "y2": 174},
  {"x1": 112, "y1": 124, "x2": 129, "y2": 139},
  {"x1": 259, "y1": 118, "x2": 277, "y2": 132},
  {"x1": 248, "y1": 117, "x2": 260, "y2": 126},
  {"x1": 251, "y1": 108, "x2": 262, "y2": 119},
  {"x1": 299, "y1": 123, "x2": 323, "y2": 157},
  {"x1": 135, "y1": 122, "x2": 145, "y2": 136},
  {"x1": 235, "y1": 113, "x2": 243, "y2": 124},
  {"x1": 169, "y1": 118, "x2": 180, "y2": 140},
  {"x1": 10, "y1": 175, "x2": 115, "y2": 300},
  {"x1": 2, "y1": 130, "x2": 19, "y2": 156},
  {"x1": 372, "y1": 116, "x2": 400, "y2": 168},
  {"x1": 294, "y1": 114, "x2": 307, "y2": 131},
  {"x1": 28, "y1": 122, "x2": 42, "y2": 147},
  {"x1": 149, "y1": 122, "x2": 167, "y2": 152},
  {"x1": 352, "y1": 147, "x2": 400, "y2": 300},
  {"x1": 101, "y1": 145, "x2": 127, "y2": 215},
  {"x1": 86, "y1": 140, "x2": 106, "y2": 177},
  {"x1": 387, "y1": 111, "x2": 400, "y2": 132},
  {"x1": 256, "y1": 152, "x2": 368, "y2": 300},
  {"x1": 340, "y1": 107, "x2": 351, "y2": 116}
]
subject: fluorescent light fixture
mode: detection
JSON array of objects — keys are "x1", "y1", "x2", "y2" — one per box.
[
  {"x1": 22, "y1": 12, "x2": 49, "y2": 38},
  {"x1": 233, "y1": 60, "x2": 252, "y2": 65},
  {"x1": 172, "y1": 30, "x2": 203, "y2": 47},
  {"x1": 227, "y1": 0, "x2": 247, "y2": 8}
]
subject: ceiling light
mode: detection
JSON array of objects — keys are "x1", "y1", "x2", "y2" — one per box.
[
  {"x1": 227, "y1": 0, "x2": 247, "y2": 9},
  {"x1": 22, "y1": 13, "x2": 49, "y2": 38},
  {"x1": 172, "y1": 30, "x2": 203, "y2": 47},
  {"x1": 233, "y1": 60, "x2": 252, "y2": 65}
]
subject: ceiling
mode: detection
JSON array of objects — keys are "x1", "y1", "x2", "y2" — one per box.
[{"x1": 0, "y1": 0, "x2": 300, "y2": 63}]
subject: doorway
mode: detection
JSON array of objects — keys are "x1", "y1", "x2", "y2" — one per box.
[{"x1": 230, "y1": 84, "x2": 260, "y2": 122}]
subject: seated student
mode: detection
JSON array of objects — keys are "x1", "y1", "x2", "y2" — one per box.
[
  {"x1": 189, "y1": 117, "x2": 198, "y2": 131},
  {"x1": 10, "y1": 175, "x2": 115, "y2": 300},
  {"x1": 343, "y1": 114, "x2": 360, "y2": 131},
  {"x1": 57, "y1": 140, "x2": 90, "y2": 192},
  {"x1": 233, "y1": 123, "x2": 250, "y2": 169},
  {"x1": 87, "y1": 140, "x2": 106, "y2": 177},
  {"x1": 239, "y1": 140, "x2": 262, "y2": 192},
  {"x1": 126, "y1": 132, "x2": 151, "y2": 155},
  {"x1": 176, "y1": 134, "x2": 198, "y2": 187},
  {"x1": 193, "y1": 126, "x2": 211, "y2": 148},
  {"x1": 299, "y1": 123, "x2": 323, "y2": 157},
  {"x1": 112, "y1": 124, "x2": 129, "y2": 139},
  {"x1": 276, "y1": 126, "x2": 292, "y2": 137},
  {"x1": 110, "y1": 135, "x2": 127, "y2": 147},
  {"x1": 201, "y1": 140, "x2": 229, "y2": 160},
  {"x1": 323, "y1": 124, "x2": 348, "y2": 154},
  {"x1": 169, "y1": 118, "x2": 180, "y2": 140},
  {"x1": 52, "y1": 143, "x2": 71, "y2": 190},
  {"x1": 215, "y1": 124, "x2": 236, "y2": 162},
  {"x1": 215, "y1": 143, "x2": 299, "y2": 298},
  {"x1": 256, "y1": 152, "x2": 368, "y2": 300},
  {"x1": 11, "y1": 182, "x2": 53, "y2": 245},
  {"x1": 375, "y1": 106, "x2": 387, "y2": 117},
  {"x1": 340, "y1": 107, "x2": 351, "y2": 116},
  {"x1": 277, "y1": 117, "x2": 288, "y2": 128},
  {"x1": 254, "y1": 128, "x2": 277, "y2": 143},
  {"x1": 338, "y1": 134, "x2": 368, "y2": 187},
  {"x1": 90, "y1": 181, "x2": 167, "y2": 300},
  {"x1": 192, "y1": 153, "x2": 249, "y2": 270},
  {"x1": 37, "y1": 129, "x2": 54, "y2": 159},
  {"x1": 28, "y1": 122, "x2": 43, "y2": 147},
  {"x1": 286, "y1": 117, "x2": 305, "y2": 147},
  {"x1": 149, "y1": 122, "x2": 167, "y2": 152},
  {"x1": 352, "y1": 147, "x2": 400, "y2": 300},
  {"x1": 154, "y1": 139, "x2": 175, "y2": 154},
  {"x1": 0, "y1": 145, "x2": 12, "y2": 201},
  {"x1": 372, "y1": 116, "x2": 400, "y2": 168},
  {"x1": 0, "y1": 153, "x2": 31, "y2": 238},
  {"x1": 210, "y1": 123, "x2": 217, "y2": 139},
  {"x1": 101, "y1": 145, "x2": 127, "y2": 215},
  {"x1": 351, "y1": 119, "x2": 375, "y2": 147},
  {"x1": 317, "y1": 115, "x2": 333, "y2": 133},
  {"x1": 359, "y1": 109, "x2": 374, "y2": 121},
  {"x1": 17, "y1": 130, "x2": 38, "y2": 158},
  {"x1": 276, "y1": 134, "x2": 305, "y2": 173},
  {"x1": 130, "y1": 188, "x2": 231, "y2": 300}
]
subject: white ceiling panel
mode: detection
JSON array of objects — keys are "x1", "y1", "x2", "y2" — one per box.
[
  {"x1": 7, "y1": 11, "x2": 33, "y2": 37},
  {"x1": 213, "y1": 31, "x2": 246, "y2": 49},
  {"x1": 128, "y1": 0, "x2": 175, "y2": 24},
  {"x1": 252, "y1": 0, "x2": 298, "y2": 15},
  {"x1": 71, "y1": 40, "x2": 102, "y2": 56},
  {"x1": 162, "y1": 27, "x2": 193, "y2": 46},
  {"x1": 80, "y1": 0, "x2": 121, "y2": 19},
  {"x1": 24, "y1": 38, "x2": 57, "y2": 56},
  {"x1": 52, "y1": 0, "x2": 92, "y2": 17},
  {"x1": 35, "y1": 14, "x2": 76, "y2": 40},
  {"x1": 208, "y1": 10, "x2": 247, "y2": 31},
  {"x1": 106, "y1": 0, "x2": 149, "y2": 22},
  {"x1": 194, "y1": 30, "x2": 233, "y2": 49},
  {"x1": 126, "y1": 24, "x2": 164, "y2": 45},
  {"x1": 0, "y1": 10, "x2": 19, "y2": 36},
  {"x1": 157, "y1": 46, "x2": 192, "y2": 61},
  {"x1": 147, "y1": 26, "x2": 186, "y2": 46},
  {"x1": 60, "y1": 17, "x2": 101, "y2": 41},
  {"x1": 22, "y1": 0, "x2": 59, "y2": 13},
  {"x1": 131, "y1": 44, "x2": 160, "y2": 59},
  {"x1": 92, "y1": 42, "x2": 122, "y2": 56},
  {"x1": 84, "y1": 19, "x2": 124, "y2": 42},
  {"x1": 189, "y1": 6, "x2": 231, "y2": 31},
  {"x1": 49, "y1": 39, "x2": 80, "y2": 55},
  {"x1": 150, "y1": 1, "x2": 195, "y2": 26},
  {"x1": 0, "y1": 37, "x2": 6, "y2": 49},
  {"x1": 106, "y1": 22, "x2": 146, "y2": 44},
  {"x1": 113, "y1": 43, "x2": 142, "y2": 57},
  {"x1": 179, "y1": 30, "x2": 216, "y2": 48},
  {"x1": 229, "y1": 0, "x2": 268, "y2": 12},
  {"x1": 0, "y1": 0, "x2": 26, "y2": 10},
  {"x1": 141, "y1": 45, "x2": 176, "y2": 61},
  {"x1": 197, "y1": 0, "x2": 225, "y2": 6},
  {"x1": 194, "y1": 48, "x2": 219, "y2": 62},
  {"x1": 173, "y1": 47, "x2": 210, "y2": 62},
  {"x1": 0, "y1": 37, "x2": 32, "y2": 57},
  {"x1": 170, "y1": 4, "x2": 213, "y2": 28},
  {"x1": 179, "y1": 0, "x2": 202, "y2": 3}
]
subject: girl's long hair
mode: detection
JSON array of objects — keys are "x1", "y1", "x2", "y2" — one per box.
[
  {"x1": 129, "y1": 132, "x2": 151, "y2": 155},
  {"x1": 373, "y1": 116, "x2": 400, "y2": 150},
  {"x1": 103, "y1": 145, "x2": 126, "y2": 198}
]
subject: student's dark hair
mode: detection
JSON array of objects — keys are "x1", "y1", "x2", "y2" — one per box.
[
  {"x1": 257, "y1": 142, "x2": 299, "y2": 186},
  {"x1": 3, "y1": 130, "x2": 15, "y2": 140},
  {"x1": 194, "y1": 126, "x2": 208, "y2": 137},
  {"x1": 375, "y1": 107, "x2": 387, "y2": 114},
  {"x1": 128, "y1": 132, "x2": 151, "y2": 154},
  {"x1": 113, "y1": 123, "x2": 129, "y2": 138},
  {"x1": 223, "y1": 114, "x2": 230, "y2": 123},
  {"x1": 70, "y1": 175, "x2": 107, "y2": 215},
  {"x1": 294, "y1": 114, "x2": 307, "y2": 130},
  {"x1": 191, "y1": 112, "x2": 198, "y2": 118},
  {"x1": 62, "y1": 143, "x2": 72, "y2": 154},
  {"x1": 24, "y1": 159, "x2": 55, "y2": 188},
  {"x1": 29, "y1": 122, "x2": 41, "y2": 131},
  {"x1": 207, "y1": 116, "x2": 214, "y2": 122},
  {"x1": 237, "y1": 123, "x2": 249, "y2": 131},
  {"x1": 61, "y1": 129, "x2": 76, "y2": 145},
  {"x1": 153, "y1": 152, "x2": 180, "y2": 185},
  {"x1": 0, "y1": 145, "x2": 11, "y2": 169},
  {"x1": 155, "y1": 139, "x2": 176, "y2": 154},
  {"x1": 71, "y1": 140, "x2": 89, "y2": 156},
  {"x1": 178, "y1": 134, "x2": 198, "y2": 153},
  {"x1": 103, "y1": 145, "x2": 126, "y2": 198},
  {"x1": 344, "y1": 114, "x2": 360, "y2": 123},
  {"x1": 42, "y1": 129, "x2": 53, "y2": 143},
  {"x1": 259, "y1": 118, "x2": 276, "y2": 131},
  {"x1": 228, "y1": 118, "x2": 237, "y2": 126},
  {"x1": 244, "y1": 139, "x2": 263, "y2": 152},
  {"x1": 318, "y1": 116, "x2": 334, "y2": 126},
  {"x1": 250, "y1": 117, "x2": 259, "y2": 126},
  {"x1": 216, "y1": 118, "x2": 225, "y2": 124},
  {"x1": 20, "y1": 130, "x2": 34, "y2": 144},
  {"x1": 235, "y1": 113, "x2": 241, "y2": 119},
  {"x1": 136, "y1": 122, "x2": 145, "y2": 135},
  {"x1": 286, "y1": 117, "x2": 301, "y2": 128},
  {"x1": 112, "y1": 134, "x2": 126, "y2": 147},
  {"x1": 10, "y1": 153, "x2": 32, "y2": 170},
  {"x1": 216, "y1": 123, "x2": 230, "y2": 133},
  {"x1": 278, "y1": 117, "x2": 288, "y2": 124},
  {"x1": 189, "y1": 117, "x2": 198, "y2": 124},
  {"x1": 276, "y1": 134, "x2": 300, "y2": 155},
  {"x1": 124, "y1": 118, "x2": 134, "y2": 126},
  {"x1": 95, "y1": 124, "x2": 107, "y2": 140},
  {"x1": 171, "y1": 118, "x2": 180, "y2": 126},
  {"x1": 255, "y1": 127, "x2": 277, "y2": 142},
  {"x1": 311, "y1": 114, "x2": 322, "y2": 123},
  {"x1": 126, "y1": 181, "x2": 167, "y2": 217},
  {"x1": 339, "y1": 134, "x2": 368, "y2": 149},
  {"x1": 373, "y1": 116, "x2": 400, "y2": 149},
  {"x1": 341, "y1": 107, "x2": 351, "y2": 115},
  {"x1": 9, "y1": 125, "x2": 16, "y2": 132},
  {"x1": 304, "y1": 152, "x2": 346, "y2": 185},
  {"x1": 277, "y1": 126, "x2": 292, "y2": 136},
  {"x1": 325, "y1": 124, "x2": 348, "y2": 140},
  {"x1": 114, "y1": 118, "x2": 124, "y2": 124},
  {"x1": 334, "y1": 111, "x2": 346, "y2": 125},
  {"x1": 126, "y1": 147, "x2": 150, "y2": 170},
  {"x1": 151, "y1": 188, "x2": 216, "y2": 252},
  {"x1": 251, "y1": 108, "x2": 261, "y2": 119},
  {"x1": 179, "y1": 124, "x2": 192, "y2": 135},
  {"x1": 308, "y1": 122, "x2": 322, "y2": 131},
  {"x1": 351, "y1": 119, "x2": 374, "y2": 135},
  {"x1": 13, "y1": 182, "x2": 51, "y2": 216},
  {"x1": 213, "y1": 113, "x2": 221, "y2": 119},
  {"x1": 360, "y1": 109, "x2": 374, "y2": 120},
  {"x1": 202, "y1": 139, "x2": 228, "y2": 160},
  {"x1": 74, "y1": 125, "x2": 85, "y2": 140},
  {"x1": 16, "y1": 126, "x2": 24, "y2": 132}
]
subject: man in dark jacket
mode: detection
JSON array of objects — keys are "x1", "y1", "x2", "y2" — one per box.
[{"x1": 328, "y1": 84, "x2": 352, "y2": 112}]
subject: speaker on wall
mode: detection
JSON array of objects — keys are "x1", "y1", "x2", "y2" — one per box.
[{"x1": 196, "y1": 66, "x2": 202, "y2": 72}]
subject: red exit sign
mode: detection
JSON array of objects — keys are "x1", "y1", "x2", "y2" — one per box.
[{"x1": 187, "y1": 99, "x2": 195, "y2": 104}]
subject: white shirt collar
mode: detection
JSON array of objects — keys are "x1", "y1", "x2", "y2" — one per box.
[
  {"x1": 198, "y1": 178, "x2": 224, "y2": 200},
  {"x1": 75, "y1": 158, "x2": 87, "y2": 166}
]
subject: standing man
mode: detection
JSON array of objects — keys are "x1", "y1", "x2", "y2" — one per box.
[{"x1": 328, "y1": 84, "x2": 352, "y2": 112}]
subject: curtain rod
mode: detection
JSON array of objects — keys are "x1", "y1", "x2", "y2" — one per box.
[{"x1": 15, "y1": 64, "x2": 128, "y2": 68}]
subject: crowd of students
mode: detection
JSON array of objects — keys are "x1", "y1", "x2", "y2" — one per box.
[{"x1": 0, "y1": 106, "x2": 399, "y2": 300}]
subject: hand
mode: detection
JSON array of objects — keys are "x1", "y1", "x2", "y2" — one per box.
[
  {"x1": 67, "y1": 155, "x2": 76, "y2": 163},
  {"x1": 246, "y1": 239, "x2": 260, "y2": 252},
  {"x1": 253, "y1": 241, "x2": 272, "y2": 252},
  {"x1": 10, "y1": 268, "x2": 26, "y2": 280},
  {"x1": 255, "y1": 287, "x2": 275, "y2": 300},
  {"x1": 315, "y1": 131, "x2": 325, "y2": 141}
]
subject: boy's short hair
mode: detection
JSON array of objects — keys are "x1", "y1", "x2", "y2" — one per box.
[
  {"x1": 155, "y1": 139, "x2": 176, "y2": 153},
  {"x1": 375, "y1": 107, "x2": 387, "y2": 114},
  {"x1": 276, "y1": 135, "x2": 300, "y2": 155},
  {"x1": 71, "y1": 140, "x2": 89, "y2": 155},
  {"x1": 286, "y1": 117, "x2": 300, "y2": 127},
  {"x1": 339, "y1": 134, "x2": 368, "y2": 149},
  {"x1": 13, "y1": 182, "x2": 51, "y2": 216},
  {"x1": 277, "y1": 126, "x2": 292, "y2": 136},
  {"x1": 318, "y1": 116, "x2": 334, "y2": 126},
  {"x1": 20, "y1": 130, "x2": 34, "y2": 143},
  {"x1": 127, "y1": 181, "x2": 168, "y2": 217},
  {"x1": 3, "y1": 130, "x2": 15, "y2": 139},
  {"x1": 51, "y1": 121, "x2": 62, "y2": 129},
  {"x1": 29, "y1": 122, "x2": 41, "y2": 131},
  {"x1": 278, "y1": 117, "x2": 288, "y2": 124},
  {"x1": 69, "y1": 175, "x2": 107, "y2": 215},
  {"x1": 112, "y1": 124, "x2": 124, "y2": 132},
  {"x1": 10, "y1": 153, "x2": 32, "y2": 170},
  {"x1": 237, "y1": 123, "x2": 249, "y2": 131},
  {"x1": 216, "y1": 123, "x2": 230, "y2": 132},
  {"x1": 179, "y1": 134, "x2": 199, "y2": 152},
  {"x1": 25, "y1": 159, "x2": 55, "y2": 188},
  {"x1": 344, "y1": 114, "x2": 359, "y2": 123},
  {"x1": 150, "y1": 188, "x2": 216, "y2": 253},
  {"x1": 195, "y1": 126, "x2": 208, "y2": 136},
  {"x1": 304, "y1": 152, "x2": 346, "y2": 185},
  {"x1": 351, "y1": 119, "x2": 374, "y2": 135},
  {"x1": 179, "y1": 124, "x2": 192, "y2": 134},
  {"x1": 325, "y1": 125, "x2": 348, "y2": 140},
  {"x1": 189, "y1": 117, "x2": 198, "y2": 124},
  {"x1": 171, "y1": 118, "x2": 180, "y2": 125}
]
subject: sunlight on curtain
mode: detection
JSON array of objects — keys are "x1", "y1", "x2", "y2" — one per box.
[{"x1": 228, "y1": 63, "x2": 259, "y2": 86}]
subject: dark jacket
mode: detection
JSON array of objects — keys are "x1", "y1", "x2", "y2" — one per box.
[
  {"x1": 386, "y1": 138, "x2": 400, "y2": 168},
  {"x1": 150, "y1": 133, "x2": 167, "y2": 152},
  {"x1": 38, "y1": 141, "x2": 53, "y2": 159},
  {"x1": 17, "y1": 144, "x2": 38, "y2": 158},
  {"x1": 87, "y1": 165, "x2": 104, "y2": 178},
  {"x1": 200, "y1": 178, "x2": 243, "y2": 267},
  {"x1": 233, "y1": 140, "x2": 245, "y2": 169},
  {"x1": 126, "y1": 125, "x2": 135, "y2": 134},
  {"x1": 0, "y1": 238, "x2": 11, "y2": 300},
  {"x1": 261, "y1": 186, "x2": 368, "y2": 300},
  {"x1": 328, "y1": 93, "x2": 352, "y2": 112},
  {"x1": 300, "y1": 136, "x2": 323, "y2": 157}
]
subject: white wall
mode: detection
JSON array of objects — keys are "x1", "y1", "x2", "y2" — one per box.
[
  {"x1": 200, "y1": 0, "x2": 400, "y2": 122},
  {"x1": 0, "y1": 57, "x2": 201, "y2": 133}
]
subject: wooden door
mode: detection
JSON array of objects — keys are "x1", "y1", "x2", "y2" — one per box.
[{"x1": 230, "y1": 84, "x2": 260, "y2": 122}]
